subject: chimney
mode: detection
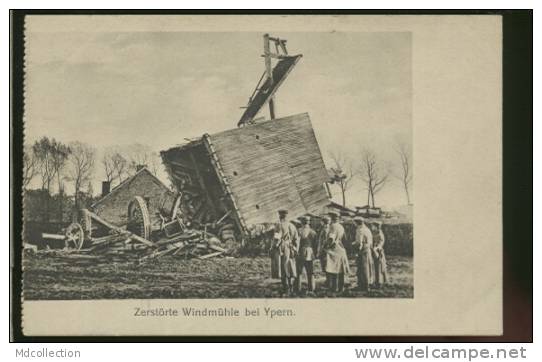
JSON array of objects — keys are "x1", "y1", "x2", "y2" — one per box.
[
  {"x1": 101, "y1": 181, "x2": 111, "y2": 197},
  {"x1": 136, "y1": 164, "x2": 147, "y2": 172}
]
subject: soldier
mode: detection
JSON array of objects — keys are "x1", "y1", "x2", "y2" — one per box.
[
  {"x1": 325, "y1": 211, "x2": 350, "y2": 292},
  {"x1": 371, "y1": 221, "x2": 388, "y2": 288},
  {"x1": 352, "y1": 216, "x2": 374, "y2": 291},
  {"x1": 270, "y1": 209, "x2": 299, "y2": 294},
  {"x1": 316, "y1": 215, "x2": 331, "y2": 287},
  {"x1": 295, "y1": 216, "x2": 318, "y2": 293}
]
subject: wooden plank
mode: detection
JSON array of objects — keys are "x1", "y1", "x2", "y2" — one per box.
[
  {"x1": 263, "y1": 34, "x2": 275, "y2": 119},
  {"x1": 169, "y1": 159, "x2": 195, "y2": 171},
  {"x1": 198, "y1": 251, "x2": 224, "y2": 260},
  {"x1": 210, "y1": 113, "x2": 329, "y2": 225},
  {"x1": 42, "y1": 233, "x2": 65, "y2": 240},
  {"x1": 237, "y1": 55, "x2": 302, "y2": 126},
  {"x1": 202, "y1": 135, "x2": 247, "y2": 235},
  {"x1": 189, "y1": 150, "x2": 217, "y2": 215},
  {"x1": 87, "y1": 210, "x2": 155, "y2": 247},
  {"x1": 208, "y1": 244, "x2": 227, "y2": 253}
]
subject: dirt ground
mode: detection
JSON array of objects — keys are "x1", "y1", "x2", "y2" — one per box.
[{"x1": 23, "y1": 254, "x2": 413, "y2": 300}]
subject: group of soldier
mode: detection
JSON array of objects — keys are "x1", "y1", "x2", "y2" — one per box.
[{"x1": 269, "y1": 209, "x2": 388, "y2": 295}]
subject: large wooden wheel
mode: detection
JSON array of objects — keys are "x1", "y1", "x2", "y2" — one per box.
[
  {"x1": 127, "y1": 196, "x2": 151, "y2": 240},
  {"x1": 65, "y1": 223, "x2": 84, "y2": 250}
]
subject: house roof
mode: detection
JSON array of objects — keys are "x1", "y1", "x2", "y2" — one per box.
[{"x1": 91, "y1": 167, "x2": 173, "y2": 208}]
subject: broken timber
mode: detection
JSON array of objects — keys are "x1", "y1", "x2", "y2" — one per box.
[{"x1": 161, "y1": 113, "x2": 330, "y2": 239}]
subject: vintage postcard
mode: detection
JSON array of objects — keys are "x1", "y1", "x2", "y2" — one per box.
[{"x1": 18, "y1": 14, "x2": 502, "y2": 336}]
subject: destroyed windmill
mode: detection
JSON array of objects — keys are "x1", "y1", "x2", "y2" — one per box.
[
  {"x1": 161, "y1": 34, "x2": 331, "y2": 242},
  {"x1": 39, "y1": 34, "x2": 332, "y2": 257}
]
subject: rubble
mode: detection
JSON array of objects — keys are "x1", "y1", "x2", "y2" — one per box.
[{"x1": 40, "y1": 208, "x2": 232, "y2": 263}]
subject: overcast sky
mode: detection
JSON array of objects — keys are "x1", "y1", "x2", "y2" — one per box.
[{"x1": 25, "y1": 27, "x2": 412, "y2": 209}]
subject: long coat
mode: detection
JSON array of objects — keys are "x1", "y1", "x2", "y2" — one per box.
[
  {"x1": 372, "y1": 229, "x2": 388, "y2": 284},
  {"x1": 317, "y1": 224, "x2": 330, "y2": 270},
  {"x1": 353, "y1": 224, "x2": 374, "y2": 286},
  {"x1": 323, "y1": 222, "x2": 351, "y2": 275},
  {"x1": 297, "y1": 225, "x2": 317, "y2": 261},
  {"x1": 270, "y1": 220, "x2": 299, "y2": 279}
]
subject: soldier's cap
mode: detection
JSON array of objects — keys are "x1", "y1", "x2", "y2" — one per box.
[
  {"x1": 298, "y1": 215, "x2": 309, "y2": 223},
  {"x1": 327, "y1": 210, "x2": 340, "y2": 218},
  {"x1": 291, "y1": 220, "x2": 301, "y2": 227},
  {"x1": 353, "y1": 216, "x2": 365, "y2": 223},
  {"x1": 278, "y1": 209, "x2": 288, "y2": 215},
  {"x1": 321, "y1": 215, "x2": 331, "y2": 222}
]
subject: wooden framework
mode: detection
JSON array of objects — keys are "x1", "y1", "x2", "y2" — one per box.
[
  {"x1": 237, "y1": 34, "x2": 301, "y2": 127},
  {"x1": 161, "y1": 113, "x2": 330, "y2": 238}
]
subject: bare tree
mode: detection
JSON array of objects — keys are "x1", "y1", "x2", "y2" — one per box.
[
  {"x1": 52, "y1": 141, "x2": 71, "y2": 220},
  {"x1": 52, "y1": 141, "x2": 71, "y2": 195},
  {"x1": 102, "y1": 153, "x2": 115, "y2": 184},
  {"x1": 86, "y1": 181, "x2": 94, "y2": 198},
  {"x1": 359, "y1": 148, "x2": 389, "y2": 208},
  {"x1": 112, "y1": 152, "x2": 129, "y2": 183},
  {"x1": 125, "y1": 143, "x2": 160, "y2": 176},
  {"x1": 394, "y1": 140, "x2": 412, "y2": 205},
  {"x1": 328, "y1": 150, "x2": 357, "y2": 207},
  {"x1": 32, "y1": 137, "x2": 70, "y2": 220},
  {"x1": 147, "y1": 151, "x2": 161, "y2": 176},
  {"x1": 67, "y1": 141, "x2": 96, "y2": 209},
  {"x1": 102, "y1": 147, "x2": 129, "y2": 186},
  {"x1": 33, "y1": 137, "x2": 57, "y2": 193},
  {"x1": 126, "y1": 143, "x2": 150, "y2": 174},
  {"x1": 23, "y1": 145, "x2": 38, "y2": 190}
]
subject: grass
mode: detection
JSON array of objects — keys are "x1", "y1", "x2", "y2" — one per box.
[{"x1": 23, "y1": 254, "x2": 413, "y2": 300}]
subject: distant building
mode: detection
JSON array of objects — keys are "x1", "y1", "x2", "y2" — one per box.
[
  {"x1": 355, "y1": 205, "x2": 382, "y2": 218},
  {"x1": 325, "y1": 201, "x2": 356, "y2": 218},
  {"x1": 91, "y1": 167, "x2": 176, "y2": 226}
]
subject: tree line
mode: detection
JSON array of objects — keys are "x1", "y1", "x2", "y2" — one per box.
[
  {"x1": 328, "y1": 139, "x2": 412, "y2": 208},
  {"x1": 23, "y1": 136, "x2": 162, "y2": 211},
  {"x1": 23, "y1": 136, "x2": 412, "y2": 214}
]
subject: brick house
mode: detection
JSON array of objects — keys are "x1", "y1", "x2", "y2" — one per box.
[{"x1": 91, "y1": 167, "x2": 176, "y2": 227}]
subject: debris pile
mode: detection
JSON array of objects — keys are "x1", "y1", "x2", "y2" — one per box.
[{"x1": 38, "y1": 206, "x2": 233, "y2": 263}]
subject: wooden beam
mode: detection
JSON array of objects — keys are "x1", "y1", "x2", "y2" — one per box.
[
  {"x1": 260, "y1": 53, "x2": 290, "y2": 60},
  {"x1": 188, "y1": 150, "x2": 217, "y2": 217},
  {"x1": 263, "y1": 33, "x2": 275, "y2": 119},
  {"x1": 88, "y1": 211, "x2": 120, "y2": 230},
  {"x1": 201, "y1": 134, "x2": 247, "y2": 236},
  {"x1": 86, "y1": 210, "x2": 155, "y2": 247},
  {"x1": 42, "y1": 233, "x2": 65, "y2": 241},
  {"x1": 237, "y1": 55, "x2": 301, "y2": 126},
  {"x1": 168, "y1": 159, "x2": 195, "y2": 171},
  {"x1": 198, "y1": 251, "x2": 224, "y2": 260}
]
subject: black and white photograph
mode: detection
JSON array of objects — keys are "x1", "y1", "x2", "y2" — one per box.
[
  {"x1": 12, "y1": 13, "x2": 515, "y2": 338},
  {"x1": 21, "y1": 20, "x2": 413, "y2": 301}
]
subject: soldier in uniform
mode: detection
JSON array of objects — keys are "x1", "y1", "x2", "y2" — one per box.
[
  {"x1": 371, "y1": 221, "x2": 388, "y2": 288},
  {"x1": 270, "y1": 209, "x2": 299, "y2": 294},
  {"x1": 325, "y1": 211, "x2": 351, "y2": 292},
  {"x1": 352, "y1": 216, "x2": 374, "y2": 291},
  {"x1": 316, "y1": 215, "x2": 331, "y2": 287},
  {"x1": 295, "y1": 216, "x2": 318, "y2": 293}
]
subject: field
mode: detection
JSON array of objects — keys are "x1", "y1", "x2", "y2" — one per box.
[{"x1": 23, "y1": 254, "x2": 413, "y2": 300}]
